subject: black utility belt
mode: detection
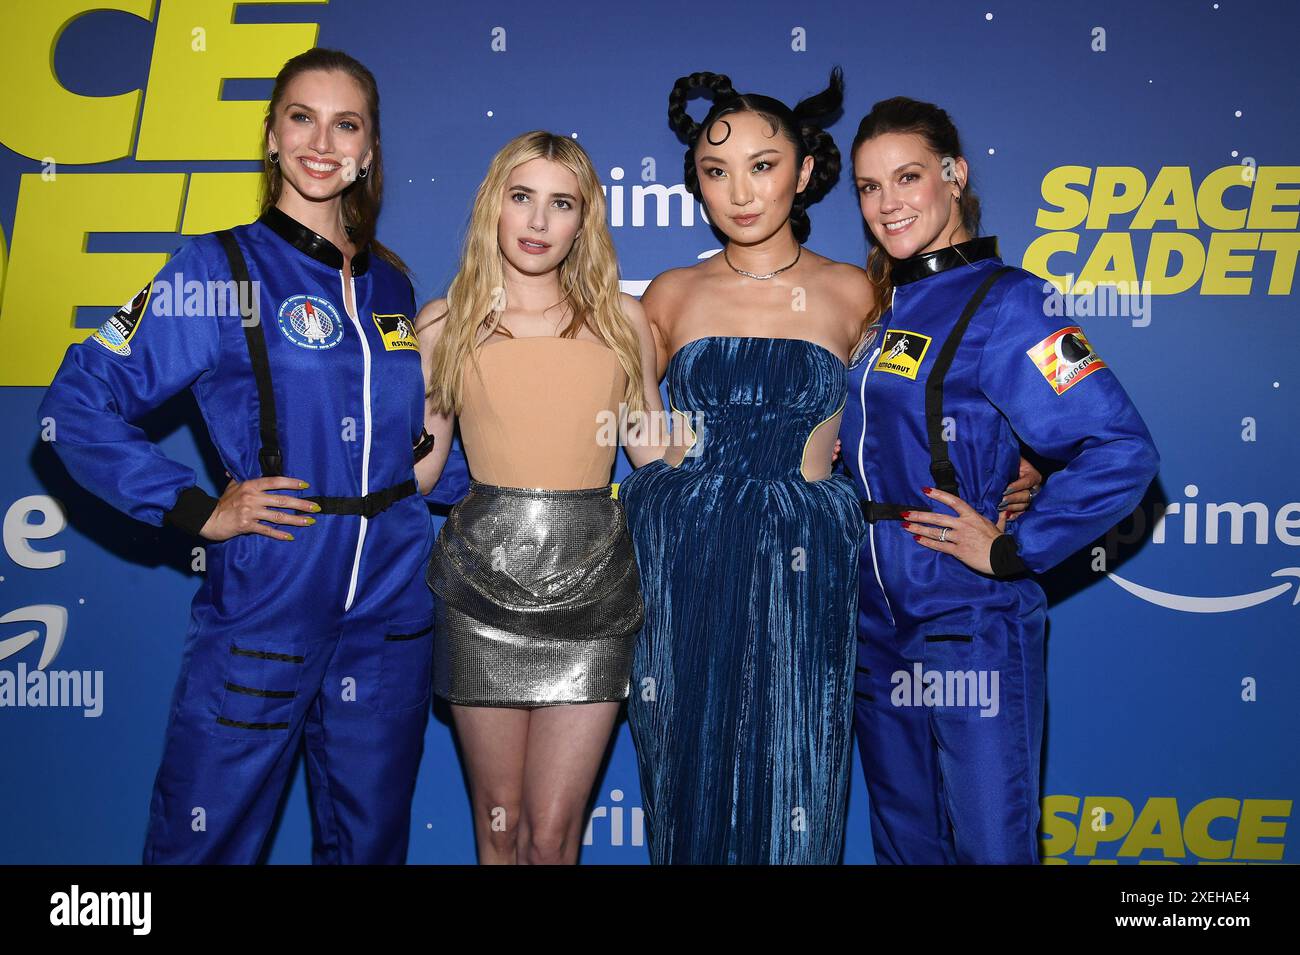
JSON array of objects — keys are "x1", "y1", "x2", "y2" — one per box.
[
  {"x1": 301, "y1": 478, "x2": 418, "y2": 519},
  {"x1": 863, "y1": 501, "x2": 932, "y2": 524}
]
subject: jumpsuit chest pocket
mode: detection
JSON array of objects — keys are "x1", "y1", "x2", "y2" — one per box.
[{"x1": 210, "y1": 639, "x2": 307, "y2": 740}]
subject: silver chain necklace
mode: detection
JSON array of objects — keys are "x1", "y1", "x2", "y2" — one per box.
[{"x1": 723, "y1": 244, "x2": 801, "y2": 280}]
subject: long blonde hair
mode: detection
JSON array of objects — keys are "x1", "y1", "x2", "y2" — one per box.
[{"x1": 423, "y1": 131, "x2": 644, "y2": 417}]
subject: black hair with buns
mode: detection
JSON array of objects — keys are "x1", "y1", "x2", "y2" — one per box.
[{"x1": 667, "y1": 67, "x2": 844, "y2": 243}]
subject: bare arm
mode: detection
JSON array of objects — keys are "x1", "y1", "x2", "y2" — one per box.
[
  {"x1": 413, "y1": 298, "x2": 457, "y2": 496},
  {"x1": 639, "y1": 271, "x2": 681, "y2": 383},
  {"x1": 620, "y1": 293, "x2": 670, "y2": 468}
]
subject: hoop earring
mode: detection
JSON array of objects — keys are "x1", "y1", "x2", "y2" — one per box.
[
  {"x1": 268, "y1": 149, "x2": 279, "y2": 164},
  {"x1": 357, "y1": 165, "x2": 370, "y2": 180}
]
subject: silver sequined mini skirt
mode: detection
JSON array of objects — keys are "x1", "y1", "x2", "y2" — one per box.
[{"x1": 426, "y1": 480, "x2": 644, "y2": 707}]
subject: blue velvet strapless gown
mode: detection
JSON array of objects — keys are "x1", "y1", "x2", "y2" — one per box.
[{"x1": 618, "y1": 336, "x2": 865, "y2": 864}]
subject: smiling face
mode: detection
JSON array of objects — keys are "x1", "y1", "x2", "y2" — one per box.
[
  {"x1": 496, "y1": 156, "x2": 584, "y2": 275},
  {"x1": 853, "y1": 131, "x2": 968, "y2": 259},
  {"x1": 266, "y1": 69, "x2": 374, "y2": 204},
  {"x1": 694, "y1": 109, "x2": 813, "y2": 245}
]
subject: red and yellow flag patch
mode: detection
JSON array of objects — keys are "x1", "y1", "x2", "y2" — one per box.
[{"x1": 1026, "y1": 326, "x2": 1106, "y2": 395}]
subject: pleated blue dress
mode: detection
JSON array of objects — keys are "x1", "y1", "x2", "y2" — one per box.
[{"x1": 619, "y1": 335, "x2": 865, "y2": 864}]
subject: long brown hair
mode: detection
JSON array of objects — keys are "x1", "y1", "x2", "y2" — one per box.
[
  {"x1": 423, "y1": 131, "x2": 645, "y2": 418},
  {"x1": 260, "y1": 48, "x2": 407, "y2": 272},
  {"x1": 851, "y1": 97, "x2": 982, "y2": 324}
]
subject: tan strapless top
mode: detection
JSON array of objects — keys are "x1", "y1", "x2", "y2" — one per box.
[{"x1": 459, "y1": 337, "x2": 628, "y2": 490}]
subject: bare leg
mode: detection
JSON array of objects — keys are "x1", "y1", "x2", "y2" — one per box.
[
  {"x1": 450, "y1": 704, "x2": 530, "y2": 864},
  {"x1": 518, "y1": 701, "x2": 620, "y2": 865}
]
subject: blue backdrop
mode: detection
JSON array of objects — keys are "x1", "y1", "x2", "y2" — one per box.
[{"x1": 0, "y1": 0, "x2": 1295, "y2": 864}]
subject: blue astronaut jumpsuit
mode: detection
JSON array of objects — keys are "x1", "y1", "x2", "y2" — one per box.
[
  {"x1": 39, "y1": 206, "x2": 468, "y2": 863},
  {"x1": 838, "y1": 237, "x2": 1159, "y2": 864}
]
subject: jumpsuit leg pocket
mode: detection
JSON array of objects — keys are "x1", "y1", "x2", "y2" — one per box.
[
  {"x1": 376, "y1": 614, "x2": 434, "y2": 713},
  {"x1": 209, "y1": 640, "x2": 307, "y2": 741},
  {"x1": 920, "y1": 626, "x2": 1006, "y2": 721}
]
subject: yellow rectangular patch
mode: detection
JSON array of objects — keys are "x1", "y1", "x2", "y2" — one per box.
[
  {"x1": 371, "y1": 312, "x2": 418, "y2": 351},
  {"x1": 873, "y1": 329, "x2": 932, "y2": 380}
]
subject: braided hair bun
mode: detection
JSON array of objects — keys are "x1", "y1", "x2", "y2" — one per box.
[{"x1": 667, "y1": 67, "x2": 843, "y2": 243}]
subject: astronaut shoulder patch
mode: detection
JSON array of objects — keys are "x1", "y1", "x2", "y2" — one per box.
[
  {"x1": 1026, "y1": 325, "x2": 1106, "y2": 395},
  {"x1": 91, "y1": 283, "x2": 153, "y2": 356},
  {"x1": 372, "y1": 312, "x2": 418, "y2": 351},
  {"x1": 873, "y1": 329, "x2": 933, "y2": 380}
]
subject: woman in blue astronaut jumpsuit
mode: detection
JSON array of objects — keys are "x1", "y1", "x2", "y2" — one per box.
[
  {"x1": 38, "y1": 50, "x2": 464, "y2": 864},
  {"x1": 839, "y1": 98, "x2": 1160, "y2": 864}
]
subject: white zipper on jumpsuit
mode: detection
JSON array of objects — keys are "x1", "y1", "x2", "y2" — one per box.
[
  {"x1": 857, "y1": 287, "x2": 897, "y2": 626},
  {"x1": 340, "y1": 272, "x2": 371, "y2": 612}
]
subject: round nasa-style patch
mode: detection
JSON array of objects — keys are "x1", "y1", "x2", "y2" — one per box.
[
  {"x1": 848, "y1": 320, "x2": 882, "y2": 370},
  {"x1": 276, "y1": 295, "x2": 345, "y2": 350}
]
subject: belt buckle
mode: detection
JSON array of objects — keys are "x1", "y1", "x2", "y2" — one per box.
[{"x1": 361, "y1": 493, "x2": 384, "y2": 520}]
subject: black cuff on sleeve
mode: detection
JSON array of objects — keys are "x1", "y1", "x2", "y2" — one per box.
[
  {"x1": 989, "y1": 533, "x2": 1029, "y2": 579},
  {"x1": 162, "y1": 486, "x2": 219, "y2": 538}
]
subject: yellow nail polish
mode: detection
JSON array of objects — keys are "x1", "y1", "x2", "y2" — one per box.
[
  {"x1": 312, "y1": 503, "x2": 322, "y2": 512},
  {"x1": 305, "y1": 517, "x2": 316, "y2": 525},
  {"x1": 284, "y1": 533, "x2": 294, "y2": 541},
  {"x1": 300, "y1": 481, "x2": 310, "y2": 489}
]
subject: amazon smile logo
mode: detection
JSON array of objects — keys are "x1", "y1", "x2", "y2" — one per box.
[
  {"x1": 1107, "y1": 568, "x2": 1300, "y2": 613},
  {"x1": 0, "y1": 604, "x2": 67, "y2": 668},
  {"x1": 1099, "y1": 483, "x2": 1300, "y2": 614},
  {"x1": 0, "y1": 604, "x2": 103, "y2": 717}
]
